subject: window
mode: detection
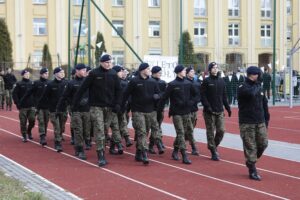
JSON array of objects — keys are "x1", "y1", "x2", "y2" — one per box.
[
  {"x1": 261, "y1": 24, "x2": 272, "y2": 47},
  {"x1": 33, "y1": 18, "x2": 47, "y2": 35},
  {"x1": 287, "y1": 0, "x2": 292, "y2": 15},
  {"x1": 31, "y1": 50, "x2": 43, "y2": 68},
  {"x1": 194, "y1": 22, "x2": 207, "y2": 46},
  {"x1": 32, "y1": 0, "x2": 47, "y2": 4},
  {"x1": 228, "y1": 23, "x2": 240, "y2": 45},
  {"x1": 228, "y1": 0, "x2": 240, "y2": 17},
  {"x1": 194, "y1": 0, "x2": 206, "y2": 17},
  {"x1": 112, "y1": 51, "x2": 124, "y2": 65},
  {"x1": 73, "y1": 19, "x2": 87, "y2": 36},
  {"x1": 149, "y1": 48, "x2": 161, "y2": 55},
  {"x1": 149, "y1": 21, "x2": 160, "y2": 37},
  {"x1": 261, "y1": 0, "x2": 272, "y2": 18},
  {"x1": 73, "y1": 0, "x2": 83, "y2": 5},
  {"x1": 148, "y1": 0, "x2": 160, "y2": 7},
  {"x1": 287, "y1": 26, "x2": 292, "y2": 41},
  {"x1": 112, "y1": 20, "x2": 124, "y2": 36},
  {"x1": 112, "y1": 0, "x2": 123, "y2": 6}
]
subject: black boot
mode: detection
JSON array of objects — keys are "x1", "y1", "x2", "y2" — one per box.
[
  {"x1": 22, "y1": 133, "x2": 27, "y2": 143},
  {"x1": 85, "y1": 139, "x2": 92, "y2": 150},
  {"x1": 97, "y1": 150, "x2": 107, "y2": 167},
  {"x1": 135, "y1": 149, "x2": 143, "y2": 162},
  {"x1": 246, "y1": 162, "x2": 261, "y2": 181},
  {"x1": 172, "y1": 147, "x2": 179, "y2": 160},
  {"x1": 39, "y1": 134, "x2": 47, "y2": 146},
  {"x1": 181, "y1": 149, "x2": 192, "y2": 164},
  {"x1": 210, "y1": 149, "x2": 220, "y2": 161},
  {"x1": 156, "y1": 139, "x2": 164, "y2": 155},
  {"x1": 142, "y1": 150, "x2": 149, "y2": 165},
  {"x1": 191, "y1": 143, "x2": 199, "y2": 156},
  {"x1": 124, "y1": 136, "x2": 133, "y2": 147},
  {"x1": 55, "y1": 141, "x2": 63, "y2": 152},
  {"x1": 109, "y1": 141, "x2": 118, "y2": 155},
  {"x1": 116, "y1": 142, "x2": 124, "y2": 155},
  {"x1": 148, "y1": 140, "x2": 156, "y2": 154},
  {"x1": 76, "y1": 146, "x2": 87, "y2": 160},
  {"x1": 27, "y1": 130, "x2": 33, "y2": 140}
]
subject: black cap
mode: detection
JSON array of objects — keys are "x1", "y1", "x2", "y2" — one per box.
[
  {"x1": 138, "y1": 63, "x2": 149, "y2": 71},
  {"x1": 174, "y1": 65, "x2": 185, "y2": 74},
  {"x1": 112, "y1": 65, "x2": 123, "y2": 73},
  {"x1": 100, "y1": 54, "x2": 112, "y2": 62},
  {"x1": 53, "y1": 67, "x2": 63, "y2": 74},
  {"x1": 75, "y1": 63, "x2": 86, "y2": 70},
  {"x1": 71, "y1": 68, "x2": 76, "y2": 76},
  {"x1": 246, "y1": 66, "x2": 261, "y2": 75},
  {"x1": 39, "y1": 68, "x2": 48, "y2": 75},
  {"x1": 21, "y1": 69, "x2": 29, "y2": 76},
  {"x1": 151, "y1": 66, "x2": 162, "y2": 74}
]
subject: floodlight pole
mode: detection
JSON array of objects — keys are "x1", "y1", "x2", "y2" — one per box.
[
  {"x1": 68, "y1": 0, "x2": 71, "y2": 79},
  {"x1": 88, "y1": 0, "x2": 91, "y2": 67},
  {"x1": 75, "y1": 0, "x2": 85, "y2": 67},
  {"x1": 272, "y1": 0, "x2": 276, "y2": 105}
]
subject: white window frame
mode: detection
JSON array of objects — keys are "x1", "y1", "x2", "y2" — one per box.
[
  {"x1": 261, "y1": 24, "x2": 272, "y2": 47},
  {"x1": 73, "y1": 19, "x2": 87, "y2": 36},
  {"x1": 32, "y1": 0, "x2": 47, "y2": 4},
  {"x1": 194, "y1": 22, "x2": 207, "y2": 46},
  {"x1": 287, "y1": 0, "x2": 292, "y2": 15},
  {"x1": 148, "y1": 0, "x2": 160, "y2": 7},
  {"x1": 112, "y1": 51, "x2": 124, "y2": 65},
  {"x1": 33, "y1": 18, "x2": 47, "y2": 36},
  {"x1": 228, "y1": 23, "x2": 240, "y2": 46},
  {"x1": 261, "y1": 0, "x2": 272, "y2": 18},
  {"x1": 73, "y1": 0, "x2": 83, "y2": 6},
  {"x1": 194, "y1": 0, "x2": 206, "y2": 17},
  {"x1": 31, "y1": 50, "x2": 43, "y2": 68},
  {"x1": 228, "y1": 0, "x2": 240, "y2": 17},
  {"x1": 112, "y1": 20, "x2": 124, "y2": 36},
  {"x1": 148, "y1": 48, "x2": 162, "y2": 55},
  {"x1": 149, "y1": 21, "x2": 160, "y2": 37},
  {"x1": 112, "y1": 0, "x2": 124, "y2": 6}
]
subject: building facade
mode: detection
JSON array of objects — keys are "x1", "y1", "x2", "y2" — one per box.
[{"x1": 0, "y1": 0, "x2": 299, "y2": 72}]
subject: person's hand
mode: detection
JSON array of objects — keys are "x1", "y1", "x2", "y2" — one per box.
[
  {"x1": 227, "y1": 109, "x2": 232, "y2": 117},
  {"x1": 205, "y1": 107, "x2": 213, "y2": 114}
]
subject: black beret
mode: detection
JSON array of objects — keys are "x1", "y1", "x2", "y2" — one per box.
[
  {"x1": 138, "y1": 63, "x2": 149, "y2": 71},
  {"x1": 151, "y1": 66, "x2": 162, "y2": 74},
  {"x1": 21, "y1": 69, "x2": 29, "y2": 76},
  {"x1": 71, "y1": 68, "x2": 76, "y2": 76},
  {"x1": 174, "y1": 65, "x2": 185, "y2": 74},
  {"x1": 247, "y1": 66, "x2": 261, "y2": 75},
  {"x1": 100, "y1": 54, "x2": 112, "y2": 62},
  {"x1": 112, "y1": 65, "x2": 123, "y2": 73},
  {"x1": 53, "y1": 67, "x2": 63, "y2": 74},
  {"x1": 75, "y1": 63, "x2": 86, "y2": 70},
  {"x1": 39, "y1": 68, "x2": 48, "y2": 75},
  {"x1": 208, "y1": 62, "x2": 217, "y2": 71},
  {"x1": 186, "y1": 67, "x2": 194, "y2": 74}
]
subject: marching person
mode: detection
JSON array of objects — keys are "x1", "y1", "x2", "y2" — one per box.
[
  {"x1": 12, "y1": 69, "x2": 35, "y2": 142},
  {"x1": 72, "y1": 54, "x2": 122, "y2": 167},
  {"x1": 237, "y1": 66, "x2": 269, "y2": 181},
  {"x1": 21, "y1": 68, "x2": 50, "y2": 146},
  {"x1": 200, "y1": 62, "x2": 231, "y2": 161},
  {"x1": 0, "y1": 70, "x2": 5, "y2": 109},
  {"x1": 158, "y1": 65, "x2": 198, "y2": 164},
  {"x1": 122, "y1": 63, "x2": 162, "y2": 165},
  {"x1": 3, "y1": 68, "x2": 17, "y2": 111},
  {"x1": 38, "y1": 67, "x2": 68, "y2": 152}
]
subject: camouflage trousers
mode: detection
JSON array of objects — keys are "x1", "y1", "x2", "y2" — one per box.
[
  {"x1": 203, "y1": 111, "x2": 225, "y2": 151},
  {"x1": 239, "y1": 123, "x2": 268, "y2": 164},
  {"x1": 185, "y1": 111, "x2": 197, "y2": 145},
  {"x1": 90, "y1": 106, "x2": 121, "y2": 151},
  {"x1": 148, "y1": 111, "x2": 164, "y2": 143},
  {"x1": 0, "y1": 93, "x2": 5, "y2": 108},
  {"x1": 37, "y1": 109, "x2": 49, "y2": 136},
  {"x1": 72, "y1": 112, "x2": 91, "y2": 147},
  {"x1": 19, "y1": 107, "x2": 35, "y2": 135},
  {"x1": 172, "y1": 114, "x2": 193, "y2": 150},
  {"x1": 117, "y1": 112, "x2": 129, "y2": 138},
  {"x1": 49, "y1": 112, "x2": 68, "y2": 142},
  {"x1": 5, "y1": 89, "x2": 13, "y2": 106},
  {"x1": 132, "y1": 111, "x2": 159, "y2": 151}
]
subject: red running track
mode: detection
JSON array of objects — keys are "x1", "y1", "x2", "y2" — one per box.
[{"x1": 0, "y1": 108, "x2": 300, "y2": 200}]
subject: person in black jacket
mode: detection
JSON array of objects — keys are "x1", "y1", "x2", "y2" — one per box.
[
  {"x1": 21, "y1": 68, "x2": 49, "y2": 145},
  {"x1": 3, "y1": 68, "x2": 17, "y2": 111},
  {"x1": 158, "y1": 65, "x2": 199, "y2": 164},
  {"x1": 57, "y1": 64, "x2": 90, "y2": 160},
  {"x1": 200, "y1": 62, "x2": 231, "y2": 161},
  {"x1": 38, "y1": 67, "x2": 68, "y2": 152},
  {"x1": 72, "y1": 54, "x2": 122, "y2": 167},
  {"x1": 186, "y1": 67, "x2": 201, "y2": 156},
  {"x1": 122, "y1": 63, "x2": 162, "y2": 165},
  {"x1": 12, "y1": 69, "x2": 35, "y2": 142},
  {"x1": 237, "y1": 66, "x2": 269, "y2": 181},
  {"x1": 148, "y1": 66, "x2": 166, "y2": 154}
]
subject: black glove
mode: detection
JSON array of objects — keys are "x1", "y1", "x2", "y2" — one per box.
[
  {"x1": 112, "y1": 104, "x2": 121, "y2": 113},
  {"x1": 153, "y1": 94, "x2": 160, "y2": 100},
  {"x1": 205, "y1": 106, "x2": 213, "y2": 114}
]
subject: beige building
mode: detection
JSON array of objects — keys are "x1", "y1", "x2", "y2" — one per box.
[{"x1": 0, "y1": 0, "x2": 299, "y2": 72}]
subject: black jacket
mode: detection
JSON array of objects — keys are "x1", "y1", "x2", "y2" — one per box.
[
  {"x1": 200, "y1": 74, "x2": 230, "y2": 113},
  {"x1": 122, "y1": 75, "x2": 160, "y2": 113},
  {"x1": 237, "y1": 78, "x2": 270, "y2": 124},
  {"x1": 152, "y1": 76, "x2": 167, "y2": 110},
  {"x1": 72, "y1": 66, "x2": 121, "y2": 109},
  {"x1": 3, "y1": 73, "x2": 17, "y2": 90},
  {"x1": 186, "y1": 77, "x2": 201, "y2": 112},
  {"x1": 20, "y1": 77, "x2": 49, "y2": 109},
  {"x1": 159, "y1": 77, "x2": 198, "y2": 116},
  {"x1": 57, "y1": 76, "x2": 89, "y2": 112},
  {"x1": 38, "y1": 78, "x2": 68, "y2": 112},
  {"x1": 12, "y1": 78, "x2": 35, "y2": 109}
]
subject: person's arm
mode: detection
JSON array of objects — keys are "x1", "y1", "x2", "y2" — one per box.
[
  {"x1": 157, "y1": 84, "x2": 172, "y2": 112},
  {"x1": 57, "y1": 82, "x2": 72, "y2": 112},
  {"x1": 222, "y1": 83, "x2": 231, "y2": 117},
  {"x1": 20, "y1": 81, "x2": 36, "y2": 106},
  {"x1": 200, "y1": 79, "x2": 212, "y2": 112},
  {"x1": 72, "y1": 73, "x2": 93, "y2": 109},
  {"x1": 263, "y1": 95, "x2": 270, "y2": 128},
  {"x1": 12, "y1": 83, "x2": 20, "y2": 108}
]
